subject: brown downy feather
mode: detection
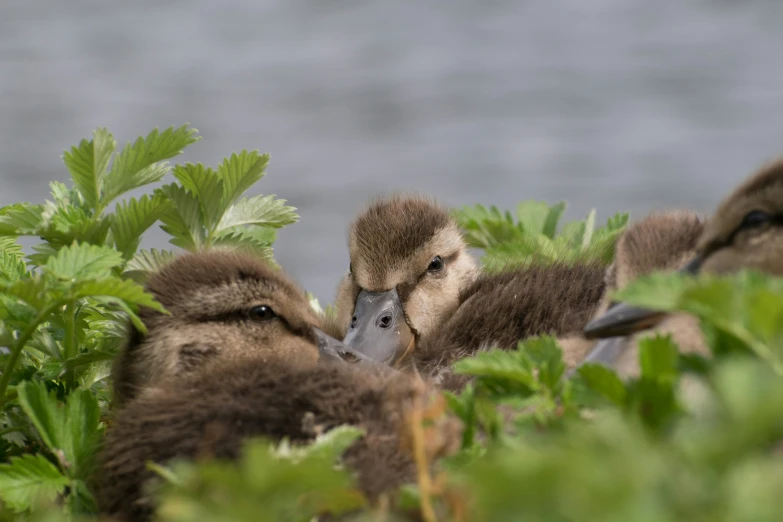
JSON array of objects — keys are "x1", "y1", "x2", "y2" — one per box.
[
  {"x1": 112, "y1": 250, "x2": 324, "y2": 407},
  {"x1": 575, "y1": 210, "x2": 707, "y2": 378},
  {"x1": 98, "y1": 360, "x2": 458, "y2": 521},
  {"x1": 603, "y1": 157, "x2": 783, "y2": 377},
  {"x1": 414, "y1": 261, "x2": 606, "y2": 390}
]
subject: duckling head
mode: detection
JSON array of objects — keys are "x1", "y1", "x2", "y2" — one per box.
[
  {"x1": 112, "y1": 250, "x2": 373, "y2": 406},
  {"x1": 335, "y1": 194, "x2": 478, "y2": 366},
  {"x1": 585, "y1": 156, "x2": 783, "y2": 343},
  {"x1": 580, "y1": 210, "x2": 705, "y2": 365}
]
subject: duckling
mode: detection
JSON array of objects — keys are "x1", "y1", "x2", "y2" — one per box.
[
  {"x1": 98, "y1": 250, "x2": 460, "y2": 521},
  {"x1": 335, "y1": 195, "x2": 607, "y2": 389},
  {"x1": 561, "y1": 210, "x2": 706, "y2": 377},
  {"x1": 584, "y1": 156, "x2": 783, "y2": 370},
  {"x1": 332, "y1": 194, "x2": 480, "y2": 364},
  {"x1": 111, "y1": 250, "x2": 377, "y2": 407}
]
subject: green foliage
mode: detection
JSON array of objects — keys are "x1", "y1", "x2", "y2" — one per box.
[
  {"x1": 0, "y1": 126, "x2": 298, "y2": 518},
  {"x1": 152, "y1": 427, "x2": 368, "y2": 522},
  {"x1": 6, "y1": 125, "x2": 783, "y2": 522},
  {"x1": 453, "y1": 200, "x2": 629, "y2": 271}
]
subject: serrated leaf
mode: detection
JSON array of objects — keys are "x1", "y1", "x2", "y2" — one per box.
[
  {"x1": 72, "y1": 277, "x2": 165, "y2": 313},
  {"x1": 515, "y1": 201, "x2": 552, "y2": 237},
  {"x1": 44, "y1": 242, "x2": 124, "y2": 281},
  {"x1": 0, "y1": 454, "x2": 68, "y2": 513},
  {"x1": 110, "y1": 193, "x2": 170, "y2": 259},
  {"x1": 218, "y1": 151, "x2": 270, "y2": 208},
  {"x1": 0, "y1": 239, "x2": 28, "y2": 284},
  {"x1": 124, "y1": 248, "x2": 177, "y2": 281},
  {"x1": 212, "y1": 226, "x2": 276, "y2": 261},
  {"x1": 17, "y1": 382, "x2": 103, "y2": 480},
  {"x1": 158, "y1": 184, "x2": 204, "y2": 250},
  {"x1": 2, "y1": 276, "x2": 50, "y2": 311},
  {"x1": 0, "y1": 204, "x2": 45, "y2": 236},
  {"x1": 520, "y1": 335, "x2": 566, "y2": 391},
  {"x1": 101, "y1": 125, "x2": 200, "y2": 206},
  {"x1": 454, "y1": 349, "x2": 537, "y2": 396},
  {"x1": 172, "y1": 163, "x2": 225, "y2": 230},
  {"x1": 62, "y1": 128, "x2": 116, "y2": 210},
  {"x1": 216, "y1": 194, "x2": 298, "y2": 232}
]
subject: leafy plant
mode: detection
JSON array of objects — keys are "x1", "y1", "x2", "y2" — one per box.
[
  {"x1": 0, "y1": 125, "x2": 299, "y2": 517},
  {"x1": 453, "y1": 201, "x2": 629, "y2": 272}
]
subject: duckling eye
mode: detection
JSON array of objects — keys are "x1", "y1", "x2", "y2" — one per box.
[
  {"x1": 427, "y1": 256, "x2": 444, "y2": 272},
  {"x1": 249, "y1": 305, "x2": 277, "y2": 321},
  {"x1": 740, "y1": 210, "x2": 771, "y2": 230}
]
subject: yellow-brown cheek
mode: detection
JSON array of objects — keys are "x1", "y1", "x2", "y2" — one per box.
[
  {"x1": 701, "y1": 235, "x2": 783, "y2": 275},
  {"x1": 404, "y1": 285, "x2": 453, "y2": 339}
]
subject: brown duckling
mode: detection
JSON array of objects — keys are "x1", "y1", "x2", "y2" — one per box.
[
  {"x1": 111, "y1": 250, "x2": 375, "y2": 407},
  {"x1": 561, "y1": 210, "x2": 706, "y2": 377},
  {"x1": 332, "y1": 194, "x2": 480, "y2": 365},
  {"x1": 584, "y1": 156, "x2": 783, "y2": 368},
  {"x1": 98, "y1": 250, "x2": 460, "y2": 521},
  {"x1": 334, "y1": 195, "x2": 607, "y2": 389}
]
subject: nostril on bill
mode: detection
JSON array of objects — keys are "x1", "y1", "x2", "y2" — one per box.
[
  {"x1": 350, "y1": 315, "x2": 358, "y2": 328},
  {"x1": 338, "y1": 350, "x2": 360, "y2": 363}
]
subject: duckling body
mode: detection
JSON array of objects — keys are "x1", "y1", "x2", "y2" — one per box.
[
  {"x1": 584, "y1": 158, "x2": 783, "y2": 369},
  {"x1": 99, "y1": 360, "x2": 438, "y2": 522},
  {"x1": 99, "y1": 251, "x2": 458, "y2": 521},
  {"x1": 415, "y1": 261, "x2": 606, "y2": 389},
  {"x1": 335, "y1": 195, "x2": 606, "y2": 387}
]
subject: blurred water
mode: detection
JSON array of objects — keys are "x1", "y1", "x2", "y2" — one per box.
[{"x1": 1, "y1": 0, "x2": 783, "y2": 301}]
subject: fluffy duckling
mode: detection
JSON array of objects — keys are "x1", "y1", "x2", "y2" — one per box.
[
  {"x1": 560, "y1": 210, "x2": 706, "y2": 377},
  {"x1": 332, "y1": 194, "x2": 479, "y2": 365},
  {"x1": 111, "y1": 250, "x2": 374, "y2": 406},
  {"x1": 584, "y1": 156, "x2": 783, "y2": 369},
  {"x1": 335, "y1": 195, "x2": 607, "y2": 389},
  {"x1": 98, "y1": 250, "x2": 460, "y2": 521}
]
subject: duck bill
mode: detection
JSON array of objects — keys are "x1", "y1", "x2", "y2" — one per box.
[
  {"x1": 313, "y1": 327, "x2": 386, "y2": 367},
  {"x1": 342, "y1": 288, "x2": 415, "y2": 366},
  {"x1": 582, "y1": 254, "x2": 703, "y2": 340}
]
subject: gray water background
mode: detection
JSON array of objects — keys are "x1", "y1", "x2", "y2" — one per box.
[{"x1": 2, "y1": 0, "x2": 783, "y2": 302}]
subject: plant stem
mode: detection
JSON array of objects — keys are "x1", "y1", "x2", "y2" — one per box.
[
  {"x1": 63, "y1": 302, "x2": 77, "y2": 390},
  {"x1": 0, "y1": 301, "x2": 64, "y2": 408}
]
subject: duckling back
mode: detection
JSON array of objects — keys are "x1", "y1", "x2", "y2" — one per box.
[
  {"x1": 99, "y1": 360, "x2": 450, "y2": 521},
  {"x1": 414, "y1": 261, "x2": 606, "y2": 389}
]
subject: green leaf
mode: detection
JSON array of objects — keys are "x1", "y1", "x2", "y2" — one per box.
[
  {"x1": 101, "y1": 125, "x2": 200, "y2": 206},
  {"x1": 124, "y1": 248, "x2": 177, "y2": 281},
  {"x1": 62, "y1": 128, "x2": 116, "y2": 210},
  {"x1": 17, "y1": 382, "x2": 103, "y2": 480},
  {"x1": 638, "y1": 334, "x2": 679, "y2": 382},
  {"x1": 0, "y1": 454, "x2": 68, "y2": 513},
  {"x1": 44, "y1": 242, "x2": 124, "y2": 281},
  {"x1": 211, "y1": 226, "x2": 276, "y2": 261},
  {"x1": 110, "y1": 193, "x2": 170, "y2": 259},
  {"x1": 218, "y1": 151, "x2": 270, "y2": 208},
  {"x1": 520, "y1": 335, "x2": 566, "y2": 391},
  {"x1": 542, "y1": 202, "x2": 567, "y2": 239},
  {"x1": 72, "y1": 277, "x2": 165, "y2": 313},
  {"x1": 0, "y1": 203, "x2": 45, "y2": 236},
  {"x1": 216, "y1": 194, "x2": 298, "y2": 232},
  {"x1": 515, "y1": 201, "x2": 553, "y2": 237},
  {"x1": 158, "y1": 184, "x2": 204, "y2": 250},
  {"x1": 172, "y1": 163, "x2": 225, "y2": 230},
  {"x1": 453, "y1": 349, "x2": 537, "y2": 397},
  {"x1": 2, "y1": 276, "x2": 50, "y2": 312},
  {"x1": 575, "y1": 363, "x2": 627, "y2": 407}
]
